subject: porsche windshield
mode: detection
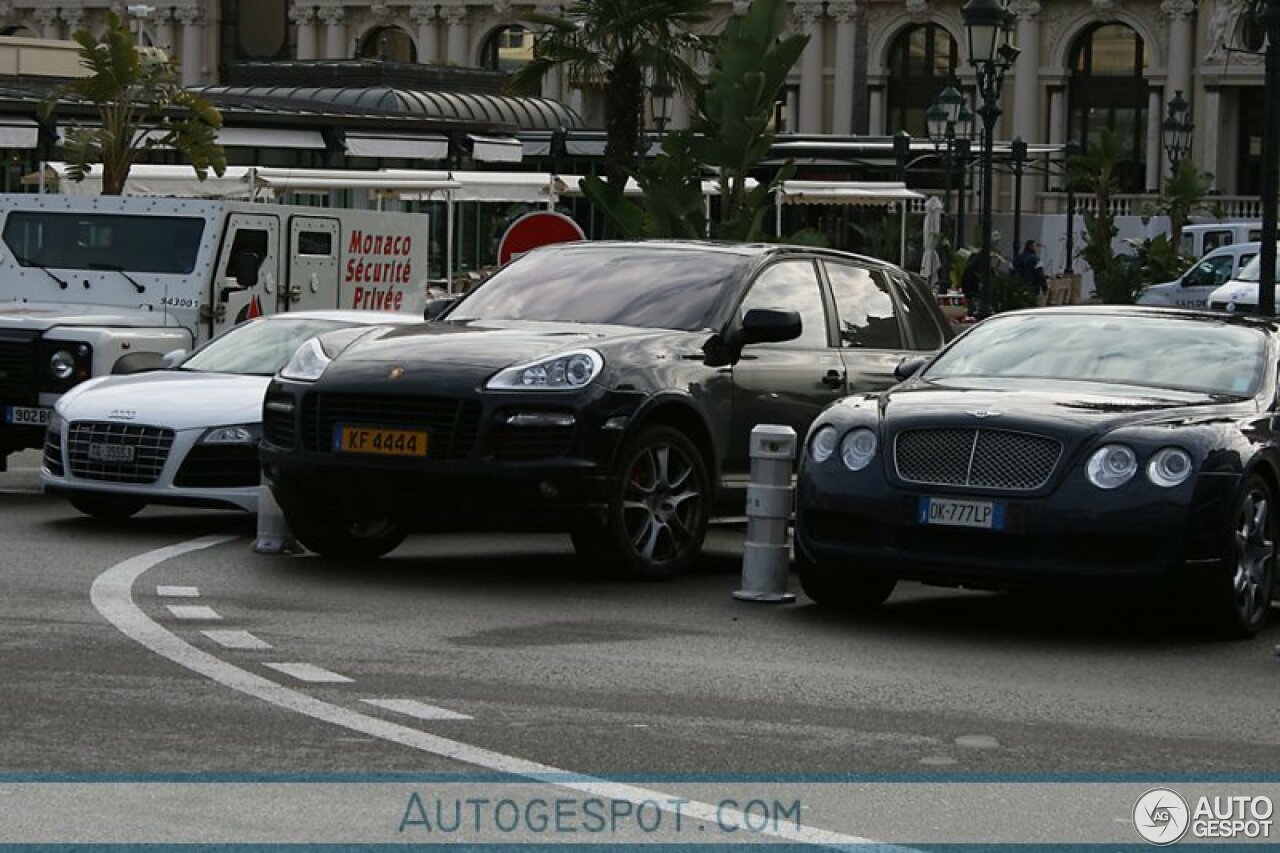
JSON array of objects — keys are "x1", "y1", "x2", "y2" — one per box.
[
  {"x1": 2, "y1": 212, "x2": 205, "y2": 274},
  {"x1": 445, "y1": 246, "x2": 752, "y2": 331},
  {"x1": 180, "y1": 318, "x2": 354, "y2": 376},
  {"x1": 925, "y1": 313, "x2": 1268, "y2": 397}
]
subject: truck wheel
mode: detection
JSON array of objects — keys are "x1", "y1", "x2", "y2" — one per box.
[
  {"x1": 68, "y1": 495, "x2": 146, "y2": 521},
  {"x1": 575, "y1": 426, "x2": 709, "y2": 580}
]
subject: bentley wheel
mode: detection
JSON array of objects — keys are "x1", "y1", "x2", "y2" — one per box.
[
  {"x1": 796, "y1": 542, "x2": 896, "y2": 610},
  {"x1": 68, "y1": 495, "x2": 146, "y2": 521},
  {"x1": 1206, "y1": 474, "x2": 1276, "y2": 639},
  {"x1": 585, "y1": 426, "x2": 709, "y2": 580}
]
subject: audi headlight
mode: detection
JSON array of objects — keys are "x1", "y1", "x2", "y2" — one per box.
[
  {"x1": 201, "y1": 424, "x2": 262, "y2": 445},
  {"x1": 487, "y1": 349, "x2": 603, "y2": 391},
  {"x1": 840, "y1": 428, "x2": 878, "y2": 471},
  {"x1": 809, "y1": 425, "x2": 838, "y2": 463},
  {"x1": 279, "y1": 338, "x2": 331, "y2": 382},
  {"x1": 50, "y1": 349, "x2": 75, "y2": 380},
  {"x1": 1147, "y1": 447, "x2": 1193, "y2": 488},
  {"x1": 1086, "y1": 444, "x2": 1138, "y2": 489},
  {"x1": 47, "y1": 408, "x2": 64, "y2": 434}
]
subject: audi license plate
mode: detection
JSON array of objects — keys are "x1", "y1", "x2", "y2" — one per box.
[
  {"x1": 918, "y1": 497, "x2": 1005, "y2": 531},
  {"x1": 334, "y1": 425, "x2": 428, "y2": 457},
  {"x1": 88, "y1": 444, "x2": 135, "y2": 463},
  {"x1": 3, "y1": 405, "x2": 51, "y2": 426}
]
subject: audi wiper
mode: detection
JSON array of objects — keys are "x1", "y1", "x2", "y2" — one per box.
[
  {"x1": 89, "y1": 262, "x2": 146, "y2": 294},
  {"x1": 13, "y1": 255, "x2": 72, "y2": 290}
]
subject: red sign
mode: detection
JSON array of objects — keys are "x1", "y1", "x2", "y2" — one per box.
[{"x1": 498, "y1": 211, "x2": 586, "y2": 265}]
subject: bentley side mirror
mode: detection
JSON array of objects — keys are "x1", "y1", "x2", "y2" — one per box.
[
  {"x1": 895, "y1": 355, "x2": 930, "y2": 382},
  {"x1": 424, "y1": 297, "x2": 457, "y2": 321},
  {"x1": 740, "y1": 308, "x2": 802, "y2": 345}
]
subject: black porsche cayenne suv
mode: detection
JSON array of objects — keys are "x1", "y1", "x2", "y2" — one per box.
[{"x1": 260, "y1": 241, "x2": 951, "y2": 576}]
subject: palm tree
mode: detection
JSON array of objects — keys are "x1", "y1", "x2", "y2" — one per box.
[
  {"x1": 507, "y1": 0, "x2": 712, "y2": 193},
  {"x1": 41, "y1": 12, "x2": 225, "y2": 196}
]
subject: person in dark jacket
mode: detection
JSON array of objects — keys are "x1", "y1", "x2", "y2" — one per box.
[{"x1": 1012, "y1": 240, "x2": 1048, "y2": 300}]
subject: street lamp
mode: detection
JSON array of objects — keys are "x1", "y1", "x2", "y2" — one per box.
[
  {"x1": 1161, "y1": 90, "x2": 1194, "y2": 176},
  {"x1": 927, "y1": 86, "x2": 974, "y2": 280},
  {"x1": 963, "y1": 0, "x2": 1019, "y2": 318},
  {"x1": 1011, "y1": 136, "x2": 1027, "y2": 252},
  {"x1": 649, "y1": 76, "x2": 675, "y2": 142},
  {"x1": 1063, "y1": 139, "x2": 1081, "y2": 276}
]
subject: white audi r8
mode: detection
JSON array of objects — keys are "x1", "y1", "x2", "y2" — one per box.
[{"x1": 41, "y1": 310, "x2": 417, "y2": 519}]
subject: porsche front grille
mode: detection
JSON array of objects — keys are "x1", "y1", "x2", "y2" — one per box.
[{"x1": 894, "y1": 428, "x2": 1061, "y2": 491}]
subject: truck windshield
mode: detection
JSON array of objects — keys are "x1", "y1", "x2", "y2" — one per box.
[{"x1": 2, "y1": 212, "x2": 205, "y2": 274}]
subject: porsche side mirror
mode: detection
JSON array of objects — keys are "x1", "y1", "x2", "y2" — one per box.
[
  {"x1": 741, "y1": 308, "x2": 801, "y2": 345},
  {"x1": 895, "y1": 355, "x2": 929, "y2": 382},
  {"x1": 424, "y1": 297, "x2": 457, "y2": 321}
]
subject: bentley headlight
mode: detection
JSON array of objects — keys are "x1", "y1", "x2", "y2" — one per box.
[
  {"x1": 840, "y1": 428, "x2": 878, "y2": 471},
  {"x1": 279, "y1": 338, "x2": 331, "y2": 382},
  {"x1": 50, "y1": 349, "x2": 75, "y2": 380},
  {"x1": 201, "y1": 424, "x2": 262, "y2": 445},
  {"x1": 1147, "y1": 447, "x2": 1193, "y2": 488},
  {"x1": 487, "y1": 349, "x2": 603, "y2": 391},
  {"x1": 809, "y1": 425, "x2": 838, "y2": 463},
  {"x1": 1086, "y1": 444, "x2": 1137, "y2": 489}
]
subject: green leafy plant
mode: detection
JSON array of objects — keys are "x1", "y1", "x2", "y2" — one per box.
[
  {"x1": 41, "y1": 12, "x2": 225, "y2": 196},
  {"x1": 1160, "y1": 160, "x2": 1215, "y2": 251},
  {"x1": 508, "y1": 0, "x2": 711, "y2": 195},
  {"x1": 1067, "y1": 128, "x2": 1135, "y2": 303}
]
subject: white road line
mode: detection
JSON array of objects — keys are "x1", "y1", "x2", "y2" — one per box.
[
  {"x1": 165, "y1": 604, "x2": 222, "y2": 621},
  {"x1": 0, "y1": 488, "x2": 41, "y2": 496},
  {"x1": 361, "y1": 698, "x2": 472, "y2": 721},
  {"x1": 90, "y1": 535, "x2": 891, "y2": 851},
  {"x1": 263, "y1": 662, "x2": 353, "y2": 684},
  {"x1": 201, "y1": 629, "x2": 272, "y2": 651},
  {"x1": 157, "y1": 585, "x2": 200, "y2": 598}
]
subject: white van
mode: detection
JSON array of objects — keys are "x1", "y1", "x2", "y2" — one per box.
[
  {"x1": 1179, "y1": 222, "x2": 1262, "y2": 259},
  {"x1": 1206, "y1": 252, "x2": 1280, "y2": 313},
  {"x1": 1136, "y1": 242, "x2": 1263, "y2": 308}
]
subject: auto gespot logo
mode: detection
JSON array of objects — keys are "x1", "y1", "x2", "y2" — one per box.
[{"x1": 1134, "y1": 788, "x2": 1273, "y2": 845}]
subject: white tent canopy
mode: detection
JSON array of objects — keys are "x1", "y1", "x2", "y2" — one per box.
[
  {"x1": 774, "y1": 180, "x2": 925, "y2": 266},
  {"x1": 32, "y1": 163, "x2": 263, "y2": 199}
]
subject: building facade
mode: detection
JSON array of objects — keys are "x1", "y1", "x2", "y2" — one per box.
[{"x1": 0, "y1": 0, "x2": 1266, "y2": 212}]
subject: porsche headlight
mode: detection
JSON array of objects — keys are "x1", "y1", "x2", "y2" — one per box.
[
  {"x1": 486, "y1": 349, "x2": 603, "y2": 391},
  {"x1": 279, "y1": 338, "x2": 331, "y2": 382},
  {"x1": 201, "y1": 424, "x2": 262, "y2": 445},
  {"x1": 1086, "y1": 444, "x2": 1138, "y2": 489},
  {"x1": 809, "y1": 425, "x2": 838, "y2": 463},
  {"x1": 840, "y1": 428, "x2": 878, "y2": 471},
  {"x1": 1147, "y1": 447, "x2": 1193, "y2": 488}
]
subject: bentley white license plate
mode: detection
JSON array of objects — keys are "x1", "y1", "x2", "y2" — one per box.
[
  {"x1": 3, "y1": 405, "x2": 51, "y2": 426},
  {"x1": 88, "y1": 443, "x2": 135, "y2": 463},
  {"x1": 918, "y1": 497, "x2": 1005, "y2": 530}
]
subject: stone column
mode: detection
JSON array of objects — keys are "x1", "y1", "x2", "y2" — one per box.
[
  {"x1": 319, "y1": 5, "x2": 347, "y2": 59},
  {"x1": 1201, "y1": 87, "x2": 1221, "y2": 188},
  {"x1": 794, "y1": 0, "x2": 824, "y2": 134},
  {"x1": 1145, "y1": 86, "x2": 1163, "y2": 191},
  {"x1": 410, "y1": 4, "x2": 438, "y2": 64},
  {"x1": 156, "y1": 8, "x2": 178, "y2": 54},
  {"x1": 59, "y1": 8, "x2": 85, "y2": 39},
  {"x1": 1010, "y1": 1, "x2": 1040, "y2": 213},
  {"x1": 176, "y1": 5, "x2": 204, "y2": 85},
  {"x1": 1048, "y1": 87, "x2": 1065, "y2": 146},
  {"x1": 1162, "y1": 0, "x2": 1195, "y2": 109},
  {"x1": 867, "y1": 87, "x2": 884, "y2": 135},
  {"x1": 829, "y1": 1, "x2": 857, "y2": 135},
  {"x1": 34, "y1": 8, "x2": 60, "y2": 40},
  {"x1": 290, "y1": 3, "x2": 318, "y2": 61},
  {"x1": 442, "y1": 3, "x2": 470, "y2": 66}
]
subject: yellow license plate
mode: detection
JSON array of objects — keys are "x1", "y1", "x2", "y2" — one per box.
[{"x1": 334, "y1": 426, "x2": 428, "y2": 457}]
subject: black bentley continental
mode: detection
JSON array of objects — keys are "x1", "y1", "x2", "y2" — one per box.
[
  {"x1": 260, "y1": 241, "x2": 951, "y2": 576},
  {"x1": 795, "y1": 307, "x2": 1279, "y2": 637}
]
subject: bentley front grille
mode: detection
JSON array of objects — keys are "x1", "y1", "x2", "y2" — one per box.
[{"x1": 894, "y1": 427, "x2": 1061, "y2": 491}]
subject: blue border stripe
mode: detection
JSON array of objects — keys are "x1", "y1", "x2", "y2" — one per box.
[{"x1": 0, "y1": 772, "x2": 1278, "y2": 783}]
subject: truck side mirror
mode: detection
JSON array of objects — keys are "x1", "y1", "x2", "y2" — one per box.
[{"x1": 234, "y1": 252, "x2": 260, "y2": 289}]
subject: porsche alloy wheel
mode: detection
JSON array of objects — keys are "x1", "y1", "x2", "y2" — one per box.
[
  {"x1": 1207, "y1": 474, "x2": 1276, "y2": 638},
  {"x1": 574, "y1": 426, "x2": 708, "y2": 580},
  {"x1": 274, "y1": 485, "x2": 406, "y2": 559}
]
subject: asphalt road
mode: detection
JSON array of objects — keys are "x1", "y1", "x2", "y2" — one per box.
[{"x1": 3, "y1": 448, "x2": 1279, "y2": 844}]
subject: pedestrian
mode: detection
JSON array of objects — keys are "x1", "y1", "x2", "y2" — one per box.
[
  {"x1": 960, "y1": 249, "x2": 985, "y2": 315},
  {"x1": 1013, "y1": 240, "x2": 1048, "y2": 303}
]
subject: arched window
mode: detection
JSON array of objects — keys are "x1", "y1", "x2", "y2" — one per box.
[
  {"x1": 1068, "y1": 23, "x2": 1148, "y2": 191},
  {"x1": 358, "y1": 26, "x2": 417, "y2": 63},
  {"x1": 480, "y1": 25, "x2": 533, "y2": 73},
  {"x1": 885, "y1": 23, "x2": 959, "y2": 136}
]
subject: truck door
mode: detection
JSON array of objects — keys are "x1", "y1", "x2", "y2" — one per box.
[
  {"x1": 210, "y1": 213, "x2": 280, "y2": 339},
  {"x1": 285, "y1": 216, "x2": 340, "y2": 312}
]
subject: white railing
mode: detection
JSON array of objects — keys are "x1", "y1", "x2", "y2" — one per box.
[{"x1": 1039, "y1": 192, "x2": 1276, "y2": 220}]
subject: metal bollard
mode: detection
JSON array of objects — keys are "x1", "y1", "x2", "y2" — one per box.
[
  {"x1": 254, "y1": 475, "x2": 298, "y2": 554},
  {"x1": 733, "y1": 424, "x2": 797, "y2": 603}
]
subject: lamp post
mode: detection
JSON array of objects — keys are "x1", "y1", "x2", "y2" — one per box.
[
  {"x1": 649, "y1": 76, "x2": 675, "y2": 143},
  {"x1": 1011, "y1": 136, "x2": 1027, "y2": 253},
  {"x1": 927, "y1": 87, "x2": 974, "y2": 254},
  {"x1": 1161, "y1": 90, "x2": 1194, "y2": 177},
  {"x1": 126, "y1": 4, "x2": 154, "y2": 47},
  {"x1": 1063, "y1": 139, "x2": 1081, "y2": 275},
  {"x1": 963, "y1": 0, "x2": 1019, "y2": 319}
]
